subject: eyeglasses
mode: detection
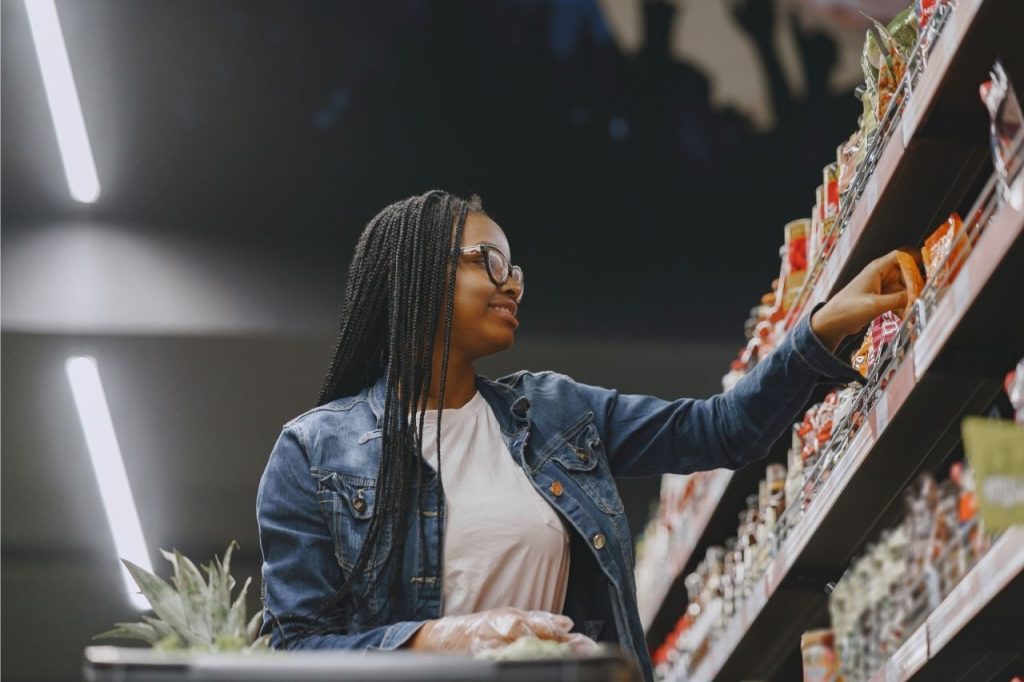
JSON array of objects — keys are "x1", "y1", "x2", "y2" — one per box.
[{"x1": 456, "y1": 243, "x2": 524, "y2": 302}]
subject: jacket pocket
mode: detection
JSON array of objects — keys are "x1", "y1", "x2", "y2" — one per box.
[
  {"x1": 311, "y1": 468, "x2": 391, "y2": 573},
  {"x1": 548, "y1": 420, "x2": 625, "y2": 515}
]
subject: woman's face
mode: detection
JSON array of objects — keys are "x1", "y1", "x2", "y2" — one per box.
[{"x1": 444, "y1": 212, "x2": 523, "y2": 361}]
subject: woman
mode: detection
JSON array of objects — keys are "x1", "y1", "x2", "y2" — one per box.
[{"x1": 256, "y1": 190, "x2": 908, "y2": 680}]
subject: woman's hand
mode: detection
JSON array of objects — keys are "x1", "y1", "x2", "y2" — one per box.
[
  {"x1": 811, "y1": 250, "x2": 911, "y2": 352},
  {"x1": 407, "y1": 607, "x2": 596, "y2": 655}
]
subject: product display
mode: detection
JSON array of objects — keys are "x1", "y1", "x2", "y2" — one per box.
[
  {"x1": 641, "y1": 3, "x2": 1022, "y2": 681},
  {"x1": 821, "y1": 461, "x2": 988, "y2": 681},
  {"x1": 980, "y1": 60, "x2": 1024, "y2": 209}
]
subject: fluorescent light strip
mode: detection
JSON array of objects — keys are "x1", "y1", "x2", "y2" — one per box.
[
  {"x1": 65, "y1": 356, "x2": 151, "y2": 610},
  {"x1": 24, "y1": 0, "x2": 101, "y2": 203}
]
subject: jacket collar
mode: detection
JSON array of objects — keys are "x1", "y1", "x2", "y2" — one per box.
[{"x1": 367, "y1": 373, "x2": 530, "y2": 433}]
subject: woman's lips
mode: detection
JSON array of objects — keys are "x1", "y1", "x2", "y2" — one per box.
[{"x1": 488, "y1": 303, "x2": 519, "y2": 328}]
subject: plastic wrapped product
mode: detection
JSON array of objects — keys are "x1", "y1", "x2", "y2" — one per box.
[
  {"x1": 980, "y1": 60, "x2": 1024, "y2": 209},
  {"x1": 887, "y1": 6, "x2": 919, "y2": 61},
  {"x1": 921, "y1": 212, "x2": 969, "y2": 284},
  {"x1": 867, "y1": 311, "x2": 902, "y2": 376},
  {"x1": 823, "y1": 164, "x2": 840, "y2": 222},
  {"x1": 895, "y1": 249, "x2": 925, "y2": 316},
  {"x1": 852, "y1": 333, "x2": 873, "y2": 378},
  {"x1": 1006, "y1": 358, "x2": 1024, "y2": 424},
  {"x1": 801, "y1": 629, "x2": 839, "y2": 682},
  {"x1": 837, "y1": 131, "x2": 864, "y2": 198}
]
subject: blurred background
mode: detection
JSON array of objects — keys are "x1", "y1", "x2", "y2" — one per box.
[{"x1": 2, "y1": 0, "x2": 907, "y2": 679}]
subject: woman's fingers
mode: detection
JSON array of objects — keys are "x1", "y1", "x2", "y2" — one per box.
[
  {"x1": 872, "y1": 290, "x2": 908, "y2": 317},
  {"x1": 565, "y1": 633, "x2": 601, "y2": 654},
  {"x1": 522, "y1": 611, "x2": 574, "y2": 641}
]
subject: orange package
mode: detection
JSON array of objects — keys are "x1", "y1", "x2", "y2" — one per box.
[
  {"x1": 921, "y1": 213, "x2": 969, "y2": 284},
  {"x1": 851, "y1": 333, "x2": 872, "y2": 378},
  {"x1": 895, "y1": 249, "x2": 925, "y2": 316}
]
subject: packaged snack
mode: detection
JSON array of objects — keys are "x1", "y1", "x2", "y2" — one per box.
[
  {"x1": 852, "y1": 333, "x2": 873, "y2": 378},
  {"x1": 823, "y1": 163, "x2": 839, "y2": 222},
  {"x1": 980, "y1": 60, "x2": 1024, "y2": 209},
  {"x1": 887, "y1": 6, "x2": 919, "y2": 61},
  {"x1": 921, "y1": 212, "x2": 969, "y2": 284},
  {"x1": 837, "y1": 131, "x2": 864, "y2": 197},
  {"x1": 801, "y1": 629, "x2": 839, "y2": 682},
  {"x1": 777, "y1": 221, "x2": 809, "y2": 314},
  {"x1": 895, "y1": 249, "x2": 925, "y2": 316},
  {"x1": 915, "y1": 0, "x2": 939, "y2": 32},
  {"x1": 962, "y1": 416, "x2": 1024, "y2": 533},
  {"x1": 1006, "y1": 358, "x2": 1024, "y2": 425},
  {"x1": 867, "y1": 311, "x2": 902, "y2": 375}
]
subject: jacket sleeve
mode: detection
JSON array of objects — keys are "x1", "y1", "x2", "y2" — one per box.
[
  {"x1": 580, "y1": 304, "x2": 864, "y2": 478},
  {"x1": 256, "y1": 424, "x2": 426, "y2": 650}
]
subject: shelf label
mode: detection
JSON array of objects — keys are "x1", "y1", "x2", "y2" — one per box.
[
  {"x1": 825, "y1": 252, "x2": 840, "y2": 291},
  {"x1": 943, "y1": 21, "x2": 958, "y2": 62},
  {"x1": 865, "y1": 178, "x2": 879, "y2": 215},
  {"x1": 875, "y1": 393, "x2": 890, "y2": 435},
  {"x1": 952, "y1": 268, "x2": 970, "y2": 311},
  {"x1": 901, "y1": 103, "x2": 916, "y2": 147}
]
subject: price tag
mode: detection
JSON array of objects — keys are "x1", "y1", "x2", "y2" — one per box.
[
  {"x1": 865, "y1": 178, "x2": 879, "y2": 215},
  {"x1": 875, "y1": 393, "x2": 890, "y2": 434},
  {"x1": 838, "y1": 229, "x2": 852, "y2": 263},
  {"x1": 902, "y1": 101, "x2": 917, "y2": 146},
  {"x1": 952, "y1": 268, "x2": 970, "y2": 310},
  {"x1": 943, "y1": 21, "x2": 958, "y2": 62}
]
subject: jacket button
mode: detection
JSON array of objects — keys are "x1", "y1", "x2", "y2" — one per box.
[
  {"x1": 352, "y1": 497, "x2": 367, "y2": 514},
  {"x1": 574, "y1": 447, "x2": 589, "y2": 462},
  {"x1": 550, "y1": 481, "x2": 563, "y2": 497},
  {"x1": 592, "y1": 533, "x2": 606, "y2": 549}
]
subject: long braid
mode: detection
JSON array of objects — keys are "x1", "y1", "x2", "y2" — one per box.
[{"x1": 277, "y1": 190, "x2": 481, "y2": 648}]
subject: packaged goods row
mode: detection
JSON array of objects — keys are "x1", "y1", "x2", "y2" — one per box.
[{"x1": 635, "y1": 0, "x2": 1023, "y2": 678}]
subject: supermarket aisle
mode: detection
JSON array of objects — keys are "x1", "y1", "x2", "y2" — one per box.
[{"x1": 638, "y1": 1, "x2": 1024, "y2": 680}]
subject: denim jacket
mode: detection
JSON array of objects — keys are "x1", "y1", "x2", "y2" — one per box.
[{"x1": 256, "y1": 307, "x2": 862, "y2": 681}]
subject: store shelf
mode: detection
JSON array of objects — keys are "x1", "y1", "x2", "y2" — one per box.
[
  {"x1": 645, "y1": 2, "x2": 1024, "y2": 676},
  {"x1": 639, "y1": 470, "x2": 732, "y2": 632},
  {"x1": 685, "y1": 194, "x2": 1024, "y2": 682},
  {"x1": 867, "y1": 528, "x2": 1024, "y2": 682},
  {"x1": 804, "y1": 0, "x2": 1023, "y2": 312},
  {"x1": 642, "y1": 452, "x2": 793, "y2": 644}
]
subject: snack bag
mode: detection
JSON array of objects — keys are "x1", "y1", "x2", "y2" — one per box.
[
  {"x1": 921, "y1": 213, "x2": 968, "y2": 284},
  {"x1": 801, "y1": 629, "x2": 839, "y2": 682},
  {"x1": 962, "y1": 417, "x2": 1024, "y2": 533},
  {"x1": 823, "y1": 164, "x2": 840, "y2": 222},
  {"x1": 980, "y1": 60, "x2": 1024, "y2": 209},
  {"x1": 867, "y1": 311, "x2": 902, "y2": 375},
  {"x1": 852, "y1": 333, "x2": 873, "y2": 378},
  {"x1": 895, "y1": 249, "x2": 925, "y2": 316}
]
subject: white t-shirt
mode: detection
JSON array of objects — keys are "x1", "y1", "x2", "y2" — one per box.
[{"x1": 419, "y1": 391, "x2": 571, "y2": 616}]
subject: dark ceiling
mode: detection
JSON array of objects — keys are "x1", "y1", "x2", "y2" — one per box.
[{"x1": 2, "y1": 0, "x2": 861, "y2": 342}]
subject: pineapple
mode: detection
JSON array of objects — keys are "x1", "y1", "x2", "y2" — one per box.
[{"x1": 94, "y1": 541, "x2": 271, "y2": 653}]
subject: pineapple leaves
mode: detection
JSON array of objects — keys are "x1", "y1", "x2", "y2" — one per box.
[{"x1": 98, "y1": 542, "x2": 269, "y2": 653}]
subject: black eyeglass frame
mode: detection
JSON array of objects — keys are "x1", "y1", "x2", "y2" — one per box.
[{"x1": 455, "y1": 243, "x2": 524, "y2": 302}]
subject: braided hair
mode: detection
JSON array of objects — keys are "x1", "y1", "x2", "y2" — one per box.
[{"x1": 275, "y1": 190, "x2": 483, "y2": 647}]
